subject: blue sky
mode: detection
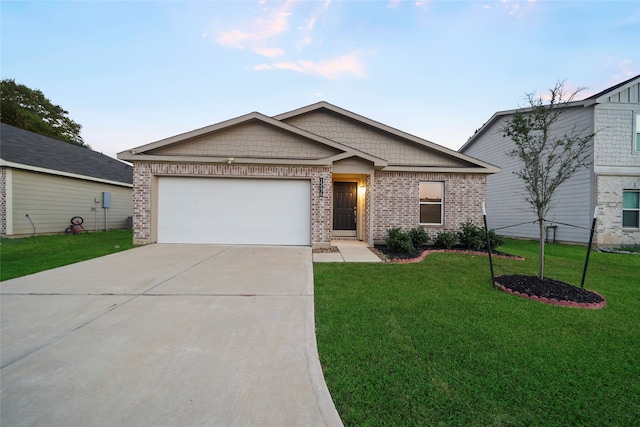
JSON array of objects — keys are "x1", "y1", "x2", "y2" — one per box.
[{"x1": 2, "y1": 0, "x2": 639, "y2": 159}]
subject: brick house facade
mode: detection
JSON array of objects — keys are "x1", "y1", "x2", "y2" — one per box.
[{"x1": 119, "y1": 102, "x2": 497, "y2": 246}]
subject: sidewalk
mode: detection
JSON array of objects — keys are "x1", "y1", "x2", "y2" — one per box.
[{"x1": 313, "y1": 240, "x2": 382, "y2": 263}]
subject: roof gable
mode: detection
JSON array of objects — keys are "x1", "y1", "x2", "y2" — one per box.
[
  {"x1": 119, "y1": 103, "x2": 497, "y2": 173},
  {"x1": 1, "y1": 123, "x2": 133, "y2": 184},
  {"x1": 147, "y1": 119, "x2": 341, "y2": 159}
]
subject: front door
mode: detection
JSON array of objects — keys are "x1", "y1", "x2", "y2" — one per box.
[{"x1": 333, "y1": 182, "x2": 357, "y2": 232}]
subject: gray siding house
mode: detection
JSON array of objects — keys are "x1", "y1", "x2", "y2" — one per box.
[
  {"x1": 460, "y1": 75, "x2": 640, "y2": 247},
  {"x1": 1, "y1": 124, "x2": 133, "y2": 236}
]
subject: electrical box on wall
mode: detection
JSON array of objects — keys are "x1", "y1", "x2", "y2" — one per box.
[{"x1": 102, "y1": 192, "x2": 111, "y2": 209}]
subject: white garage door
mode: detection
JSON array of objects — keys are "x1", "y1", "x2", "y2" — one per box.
[{"x1": 158, "y1": 177, "x2": 311, "y2": 245}]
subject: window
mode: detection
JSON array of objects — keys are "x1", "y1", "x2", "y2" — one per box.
[
  {"x1": 623, "y1": 190, "x2": 640, "y2": 228},
  {"x1": 636, "y1": 114, "x2": 640, "y2": 152},
  {"x1": 419, "y1": 182, "x2": 443, "y2": 224}
]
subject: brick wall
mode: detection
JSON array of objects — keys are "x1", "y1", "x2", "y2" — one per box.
[
  {"x1": 595, "y1": 174, "x2": 640, "y2": 246},
  {"x1": 132, "y1": 162, "x2": 332, "y2": 245},
  {"x1": 372, "y1": 172, "x2": 487, "y2": 241}
]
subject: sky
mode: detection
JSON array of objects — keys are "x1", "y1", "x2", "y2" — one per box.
[{"x1": 2, "y1": 0, "x2": 639, "y2": 160}]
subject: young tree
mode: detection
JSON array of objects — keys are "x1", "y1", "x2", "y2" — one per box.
[
  {"x1": 502, "y1": 80, "x2": 595, "y2": 278},
  {"x1": 0, "y1": 79, "x2": 88, "y2": 147}
]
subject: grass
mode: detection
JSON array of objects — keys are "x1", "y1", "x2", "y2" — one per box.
[
  {"x1": 314, "y1": 239, "x2": 640, "y2": 426},
  {"x1": 0, "y1": 230, "x2": 135, "y2": 281}
]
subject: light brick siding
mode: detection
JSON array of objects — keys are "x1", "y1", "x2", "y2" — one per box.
[
  {"x1": 132, "y1": 162, "x2": 332, "y2": 245},
  {"x1": 0, "y1": 168, "x2": 6, "y2": 235},
  {"x1": 372, "y1": 172, "x2": 486, "y2": 241},
  {"x1": 595, "y1": 175, "x2": 640, "y2": 246}
]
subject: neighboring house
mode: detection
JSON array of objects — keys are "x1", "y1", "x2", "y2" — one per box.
[
  {"x1": 118, "y1": 102, "x2": 498, "y2": 247},
  {"x1": 460, "y1": 75, "x2": 640, "y2": 247},
  {"x1": 1, "y1": 123, "x2": 133, "y2": 236}
]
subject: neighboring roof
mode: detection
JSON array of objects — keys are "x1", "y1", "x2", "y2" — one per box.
[
  {"x1": 0, "y1": 123, "x2": 133, "y2": 185},
  {"x1": 118, "y1": 102, "x2": 498, "y2": 174},
  {"x1": 586, "y1": 73, "x2": 640, "y2": 101},
  {"x1": 459, "y1": 75, "x2": 640, "y2": 153}
]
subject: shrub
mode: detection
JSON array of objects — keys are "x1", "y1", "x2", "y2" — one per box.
[
  {"x1": 487, "y1": 229, "x2": 504, "y2": 249},
  {"x1": 434, "y1": 231, "x2": 458, "y2": 249},
  {"x1": 457, "y1": 220, "x2": 485, "y2": 251},
  {"x1": 408, "y1": 227, "x2": 429, "y2": 249},
  {"x1": 456, "y1": 220, "x2": 505, "y2": 250},
  {"x1": 386, "y1": 227, "x2": 415, "y2": 254}
]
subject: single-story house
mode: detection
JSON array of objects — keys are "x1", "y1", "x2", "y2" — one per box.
[
  {"x1": 118, "y1": 102, "x2": 498, "y2": 247},
  {"x1": 459, "y1": 75, "x2": 640, "y2": 247},
  {"x1": 1, "y1": 123, "x2": 133, "y2": 236}
]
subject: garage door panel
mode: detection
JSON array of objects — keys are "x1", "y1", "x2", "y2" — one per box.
[{"x1": 158, "y1": 177, "x2": 310, "y2": 245}]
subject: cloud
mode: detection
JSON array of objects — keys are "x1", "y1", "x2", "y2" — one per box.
[
  {"x1": 254, "y1": 52, "x2": 366, "y2": 79},
  {"x1": 216, "y1": 0, "x2": 294, "y2": 57}
]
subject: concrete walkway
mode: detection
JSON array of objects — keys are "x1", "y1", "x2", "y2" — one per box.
[
  {"x1": 1, "y1": 244, "x2": 342, "y2": 427},
  {"x1": 313, "y1": 240, "x2": 382, "y2": 263}
]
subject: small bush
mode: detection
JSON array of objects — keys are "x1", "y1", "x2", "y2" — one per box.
[
  {"x1": 434, "y1": 231, "x2": 458, "y2": 249},
  {"x1": 487, "y1": 229, "x2": 504, "y2": 249},
  {"x1": 408, "y1": 227, "x2": 429, "y2": 248},
  {"x1": 386, "y1": 227, "x2": 415, "y2": 254},
  {"x1": 457, "y1": 220, "x2": 485, "y2": 251},
  {"x1": 456, "y1": 220, "x2": 504, "y2": 250}
]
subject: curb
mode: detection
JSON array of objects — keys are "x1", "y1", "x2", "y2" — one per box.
[
  {"x1": 389, "y1": 249, "x2": 525, "y2": 264},
  {"x1": 494, "y1": 282, "x2": 606, "y2": 309}
]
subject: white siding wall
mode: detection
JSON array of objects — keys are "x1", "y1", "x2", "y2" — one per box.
[
  {"x1": 8, "y1": 169, "x2": 132, "y2": 236},
  {"x1": 463, "y1": 107, "x2": 595, "y2": 243}
]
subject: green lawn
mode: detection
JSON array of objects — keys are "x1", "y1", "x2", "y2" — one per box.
[
  {"x1": 314, "y1": 239, "x2": 640, "y2": 426},
  {"x1": 0, "y1": 230, "x2": 134, "y2": 281}
]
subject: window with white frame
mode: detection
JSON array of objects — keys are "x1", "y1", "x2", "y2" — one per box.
[
  {"x1": 419, "y1": 182, "x2": 443, "y2": 224},
  {"x1": 623, "y1": 190, "x2": 639, "y2": 228}
]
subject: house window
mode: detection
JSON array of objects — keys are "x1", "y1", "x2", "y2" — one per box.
[
  {"x1": 419, "y1": 182, "x2": 443, "y2": 224},
  {"x1": 623, "y1": 190, "x2": 640, "y2": 228},
  {"x1": 636, "y1": 113, "x2": 640, "y2": 152}
]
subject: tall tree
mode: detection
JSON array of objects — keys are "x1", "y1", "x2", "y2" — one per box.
[
  {"x1": 1, "y1": 79, "x2": 88, "y2": 147},
  {"x1": 502, "y1": 80, "x2": 595, "y2": 279}
]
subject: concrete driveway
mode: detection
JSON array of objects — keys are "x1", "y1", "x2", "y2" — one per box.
[{"x1": 1, "y1": 244, "x2": 342, "y2": 426}]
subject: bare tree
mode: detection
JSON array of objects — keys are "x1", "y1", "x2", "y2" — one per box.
[{"x1": 502, "y1": 80, "x2": 595, "y2": 278}]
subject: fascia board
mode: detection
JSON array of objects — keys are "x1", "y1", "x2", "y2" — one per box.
[
  {"x1": 324, "y1": 151, "x2": 388, "y2": 167},
  {"x1": 114, "y1": 154, "x2": 336, "y2": 166},
  {"x1": 0, "y1": 159, "x2": 133, "y2": 187},
  {"x1": 383, "y1": 165, "x2": 500, "y2": 174}
]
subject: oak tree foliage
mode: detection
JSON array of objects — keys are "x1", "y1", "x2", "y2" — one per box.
[{"x1": 1, "y1": 79, "x2": 88, "y2": 147}]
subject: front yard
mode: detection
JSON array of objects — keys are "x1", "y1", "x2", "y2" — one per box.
[
  {"x1": 314, "y1": 239, "x2": 640, "y2": 426},
  {"x1": 0, "y1": 230, "x2": 134, "y2": 281}
]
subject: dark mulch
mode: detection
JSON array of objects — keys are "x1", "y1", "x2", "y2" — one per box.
[
  {"x1": 495, "y1": 275, "x2": 604, "y2": 304},
  {"x1": 374, "y1": 245, "x2": 518, "y2": 260}
]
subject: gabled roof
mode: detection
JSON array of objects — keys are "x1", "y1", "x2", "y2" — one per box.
[
  {"x1": 1, "y1": 123, "x2": 133, "y2": 185},
  {"x1": 118, "y1": 102, "x2": 498, "y2": 174},
  {"x1": 275, "y1": 101, "x2": 498, "y2": 172},
  {"x1": 459, "y1": 75, "x2": 640, "y2": 154}
]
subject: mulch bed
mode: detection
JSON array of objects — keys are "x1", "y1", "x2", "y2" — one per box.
[
  {"x1": 373, "y1": 246, "x2": 524, "y2": 263},
  {"x1": 495, "y1": 275, "x2": 606, "y2": 309}
]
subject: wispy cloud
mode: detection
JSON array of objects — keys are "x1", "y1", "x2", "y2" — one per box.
[
  {"x1": 254, "y1": 51, "x2": 366, "y2": 79},
  {"x1": 215, "y1": 0, "x2": 294, "y2": 57}
]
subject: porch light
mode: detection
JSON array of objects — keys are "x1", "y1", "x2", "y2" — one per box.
[{"x1": 359, "y1": 185, "x2": 366, "y2": 195}]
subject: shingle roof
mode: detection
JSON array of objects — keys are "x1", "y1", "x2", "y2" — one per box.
[{"x1": 0, "y1": 123, "x2": 133, "y2": 185}]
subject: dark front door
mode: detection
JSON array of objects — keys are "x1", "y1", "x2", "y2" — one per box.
[{"x1": 333, "y1": 182, "x2": 357, "y2": 230}]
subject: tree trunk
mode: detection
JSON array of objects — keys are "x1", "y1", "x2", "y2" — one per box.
[{"x1": 538, "y1": 217, "x2": 545, "y2": 279}]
